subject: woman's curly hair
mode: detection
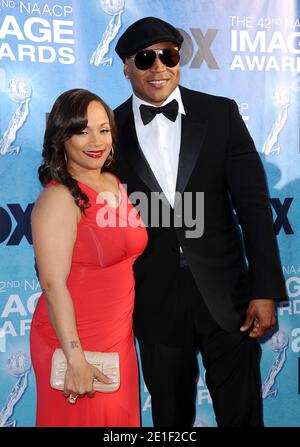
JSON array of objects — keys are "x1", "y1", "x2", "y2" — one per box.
[{"x1": 38, "y1": 88, "x2": 117, "y2": 211}]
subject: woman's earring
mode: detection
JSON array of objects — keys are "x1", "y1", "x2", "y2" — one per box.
[{"x1": 64, "y1": 152, "x2": 68, "y2": 163}]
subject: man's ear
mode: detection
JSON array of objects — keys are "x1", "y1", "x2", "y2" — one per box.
[{"x1": 124, "y1": 62, "x2": 129, "y2": 79}]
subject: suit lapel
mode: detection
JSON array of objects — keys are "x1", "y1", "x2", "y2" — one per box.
[
  {"x1": 175, "y1": 89, "x2": 208, "y2": 196},
  {"x1": 118, "y1": 90, "x2": 208, "y2": 207},
  {"x1": 118, "y1": 104, "x2": 165, "y2": 195}
]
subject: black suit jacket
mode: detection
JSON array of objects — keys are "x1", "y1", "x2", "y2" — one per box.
[{"x1": 114, "y1": 86, "x2": 287, "y2": 345}]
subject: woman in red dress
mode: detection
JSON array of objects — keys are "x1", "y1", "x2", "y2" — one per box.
[{"x1": 30, "y1": 89, "x2": 147, "y2": 426}]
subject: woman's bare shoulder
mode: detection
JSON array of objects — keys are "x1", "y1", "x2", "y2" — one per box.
[{"x1": 32, "y1": 184, "x2": 77, "y2": 217}]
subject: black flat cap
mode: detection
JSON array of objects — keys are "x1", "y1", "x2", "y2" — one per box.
[{"x1": 115, "y1": 16, "x2": 183, "y2": 62}]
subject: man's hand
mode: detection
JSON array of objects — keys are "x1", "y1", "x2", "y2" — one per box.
[{"x1": 240, "y1": 299, "x2": 276, "y2": 338}]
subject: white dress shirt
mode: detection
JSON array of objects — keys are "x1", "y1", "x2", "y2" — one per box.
[{"x1": 132, "y1": 87, "x2": 185, "y2": 207}]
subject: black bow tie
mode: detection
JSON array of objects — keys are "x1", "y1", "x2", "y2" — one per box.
[{"x1": 139, "y1": 99, "x2": 179, "y2": 125}]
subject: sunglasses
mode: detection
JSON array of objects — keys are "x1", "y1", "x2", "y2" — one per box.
[{"x1": 131, "y1": 48, "x2": 180, "y2": 70}]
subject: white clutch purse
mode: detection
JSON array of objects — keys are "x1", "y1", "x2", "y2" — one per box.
[{"x1": 50, "y1": 348, "x2": 120, "y2": 393}]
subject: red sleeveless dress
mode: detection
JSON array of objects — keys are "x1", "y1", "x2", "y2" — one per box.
[{"x1": 30, "y1": 177, "x2": 147, "y2": 426}]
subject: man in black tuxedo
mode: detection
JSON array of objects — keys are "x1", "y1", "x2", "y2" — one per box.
[{"x1": 113, "y1": 17, "x2": 286, "y2": 427}]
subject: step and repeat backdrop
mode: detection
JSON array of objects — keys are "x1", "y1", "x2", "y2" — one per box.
[{"x1": 0, "y1": 0, "x2": 299, "y2": 427}]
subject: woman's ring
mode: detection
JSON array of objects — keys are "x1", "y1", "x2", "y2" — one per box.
[{"x1": 67, "y1": 393, "x2": 78, "y2": 404}]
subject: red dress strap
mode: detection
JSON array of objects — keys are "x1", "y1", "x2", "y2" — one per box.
[{"x1": 46, "y1": 179, "x2": 61, "y2": 188}]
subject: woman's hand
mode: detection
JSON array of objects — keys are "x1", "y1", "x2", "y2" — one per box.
[{"x1": 63, "y1": 358, "x2": 114, "y2": 400}]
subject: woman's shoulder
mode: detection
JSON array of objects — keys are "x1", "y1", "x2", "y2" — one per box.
[
  {"x1": 33, "y1": 181, "x2": 76, "y2": 215},
  {"x1": 42, "y1": 181, "x2": 72, "y2": 199}
]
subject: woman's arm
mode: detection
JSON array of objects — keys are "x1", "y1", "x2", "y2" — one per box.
[{"x1": 31, "y1": 185, "x2": 112, "y2": 396}]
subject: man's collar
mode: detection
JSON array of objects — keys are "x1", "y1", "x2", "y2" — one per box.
[{"x1": 132, "y1": 86, "x2": 185, "y2": 119}]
